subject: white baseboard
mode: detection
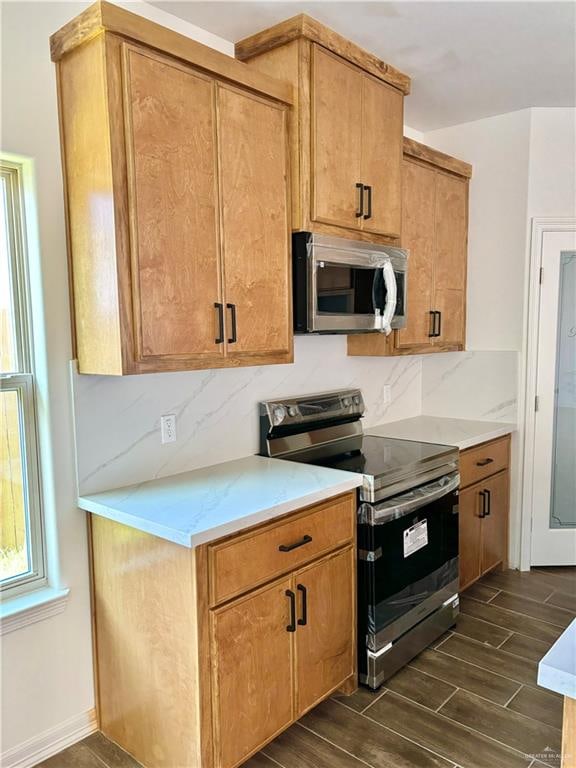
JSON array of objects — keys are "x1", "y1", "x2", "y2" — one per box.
[{"x1": 1, "y1": 708, "x2": 97, "y2": 768}]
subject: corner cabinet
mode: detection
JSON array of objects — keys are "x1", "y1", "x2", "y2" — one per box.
[
  {"x1": 458, "y1": 435, "x2": 511, "y2": 590},
  {"x1": 90, "y1": 492, "x2": 357, "y2": 768},
  {"x1": 236, "y1": 14, "x2": 410, "y2": 243},
  {"x1": 347, "y1": 138, "x2": 472, "y2": 358},
  {"x1": 52, "y1": 3, "x2": 293, "y2": 374}
]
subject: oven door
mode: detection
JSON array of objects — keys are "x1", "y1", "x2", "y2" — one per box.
[
  {"x1": 358, "y1": 472, "x2": 459, "y2": 651},
  {"x1": 307, "y1": 240, "x2": 407, "y2": 334}
]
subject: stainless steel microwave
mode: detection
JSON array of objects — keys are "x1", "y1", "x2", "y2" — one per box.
[{"x1": 292, "y1": 232, "x2": 408, "y2": 334}]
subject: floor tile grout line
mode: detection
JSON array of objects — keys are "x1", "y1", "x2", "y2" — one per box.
[
  {"x1": 489, "y1": 595, "x2": 575, "y2": 627},
  {"x1": 366, "y1": 687, "x2": 561, "y2": 765},
  {"x1": 329, "y1": 696, "x2": 461, "y2": 768},
  {"x1": 485, "y1": 588, "x2": 502, "y2": 603},
  {"x1": 434, "y1": 686, "x2": 459, "y2": 712},
  {"x1": 360, "y1": 687, "x2": 388, "y2": 715},
  {"x1": 495, "y1": 630, "x2": 515, "y2": 649},
  {"x1": 294, "y1": 718, "x2": 381, "y2": 768},
  {"x1": 459, "y1": 606, "x2": 559, "y2": 650},
  {"x1": 260, "y1": 748, "x2": 287, "y2": 768},
  {"x1": 433, "y1": 633, "x2": 452, "y2": 651},
  {"x1": 502, "y1": 683, "x2": 524, "y2": 708},
  {"x1": 80, "y1": 744, "x2": 111, "y2": 768},
  {"x1": 433, "y1": 644, "x2": 541, "y2": 690},
  {"x1": 438, "y1": 624, "x2": 551, "y2": 665}
]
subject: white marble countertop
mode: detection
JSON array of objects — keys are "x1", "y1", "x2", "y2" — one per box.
[
  {"x1": 78, "y1": 455, "x2": 362, "y2": 548},
  {"x1": 367, "y1": 415, "x2": 515, "y2": 450},
  {"x1": 538, "y1": 619, "x2": 576, "y2": 699}
]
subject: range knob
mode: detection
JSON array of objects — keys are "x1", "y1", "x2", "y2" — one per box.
[
  {"x1": 271, "y1": 405, "x2": 287, "y2": 426},
  {"x1": 353, "y1": 395, "x2": 361, "y2": 405},
  {"x1": 287, "y1": 406, "x2": 298, "y2": 417},
  {"x1": 342, "y1": 397, "x2": 352, "y2": 407}
]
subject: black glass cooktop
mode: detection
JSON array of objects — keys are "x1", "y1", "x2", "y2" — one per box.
[{"x1": 290, "y1": 435, "x2": 457, "y2": 483}]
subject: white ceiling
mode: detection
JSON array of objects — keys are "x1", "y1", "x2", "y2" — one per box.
[{"x1": 149, "y1": 1, "x2": 575, "y2": 131}]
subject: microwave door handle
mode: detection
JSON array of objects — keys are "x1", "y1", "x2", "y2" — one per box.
[
  {"x1": 380, "y1": 260, "x2": 397, "y2": 336},
  {"x1": 372, "y1": 269, "x2": 385, "y2": 330}
]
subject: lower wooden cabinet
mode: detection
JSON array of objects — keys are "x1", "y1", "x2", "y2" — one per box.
[
  {"x1": 90, "y1": 492, "x2": 357, "y2": 768},
  {"x1": 211, "y1": 576, "x2": 295, "y2": 768},
  {"x1": 458, "y1": 436, "x2": 511, "y2": 590}
]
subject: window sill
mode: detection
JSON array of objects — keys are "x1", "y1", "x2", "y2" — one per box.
[{"x1": 0, "y1": 585, "x2": 70, "y2": 635}]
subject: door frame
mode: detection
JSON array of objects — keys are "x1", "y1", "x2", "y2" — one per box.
[{"x1": 519, "y1": 217, "x2": 576, "y2": 570}]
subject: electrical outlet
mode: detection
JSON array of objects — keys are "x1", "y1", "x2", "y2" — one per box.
[
  {"x1": 160, "y1": 414, "x2": 177, "y2": 444},
  {"x1": 383, "y1": 385, "x2": 392, "y2": 405}
]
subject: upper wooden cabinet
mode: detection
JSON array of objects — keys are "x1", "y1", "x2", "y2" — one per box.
[
  {"x1": 236, "y1": 14, "x2": 409, "y2": 243},
  {"x1": 52, "y1": 2, "x2": 293, "y2": 374},
  {"x1": 347, "y1": 137, "x2": 472, "y2": 358}
]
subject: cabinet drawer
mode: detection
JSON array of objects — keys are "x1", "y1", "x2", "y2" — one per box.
[
  {"x1": 209, "y1": 492, "x2": 355, "y2": 606},
  {"x1": 460, "y1": 436, "x2": 510, "y2": 489}
]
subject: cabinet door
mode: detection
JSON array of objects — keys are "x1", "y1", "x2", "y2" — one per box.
[
  {"x1": 211, "y1": 576, "x2": 294, "y2": 768},
  {"x1": 311, "y1": 45, "x2": 363, "y2": 230},
  {"x1": 217, "y1": 84, "x2": 292, "y2": 363},
  {"x1": 481, "y1": 471, "x2": 509, "y2": 575},
  {"x1": 433, "y1": 172, "x2": 468, "y2": 348},
  {"x1": 294, "y1": 547, "x2": 355, "y2": 716},
  {"x1": 360, "y1": 75, "x2": 403, "y2": 238},
  {"x1": 395, "y1": 159, "x2": 435, "y2": 350},
  {"x1": 123, "y1": 46, "x2": 224, "y2": 363},
  {"x1": 458, "y1": 484, "x2": 482, "y2": 590}
]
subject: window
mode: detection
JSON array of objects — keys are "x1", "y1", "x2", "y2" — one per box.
[{"x1": 1, "y1": 159, "x2": 45, "y2": 597}]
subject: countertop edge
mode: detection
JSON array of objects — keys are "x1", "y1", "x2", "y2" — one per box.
[
  {"x1": 367, "y1": 418, "x2": 516, "y2": 451},
  {"x1": 537, "y1": 619, "x2": 576, "y2": 699},
  {"x1": 78, "y1": 475, "x2": 362, "y2": 548}
]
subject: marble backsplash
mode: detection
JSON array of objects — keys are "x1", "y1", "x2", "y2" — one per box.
[
  {"x1": 72, "y1": 336, "x2": 423, "y2": 495},
  {"x1": 422, "y1": 350, "x2": 518, "y2": 423}
]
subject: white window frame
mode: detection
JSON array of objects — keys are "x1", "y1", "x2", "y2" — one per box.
[{"x1": 1, "y1": 159, "x2": 46, "y2": 597}]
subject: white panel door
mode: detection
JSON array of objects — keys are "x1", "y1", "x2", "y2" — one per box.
[{"x1": 531, "y1": 229, "x2": 576, "y2": 565}]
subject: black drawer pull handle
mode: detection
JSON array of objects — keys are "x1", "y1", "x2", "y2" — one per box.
[
  {"x1": 297, "y1": 584, "x2": 308, "y2": 626},
  {"x1": 278, "y1": 534, "x2": 312, "y2": 553},
  {"x1": 286, "y1": 589, "x2": 296, "y2": 632},
  {"x1": 363, "y1": 184, "x2": 372, "y2": 220},
  {"x1": 226, "y1": 303, "x2": 237, "y2": 344},
  {"x1": 476, "y1": 458, "x2": 494, "y2": 467},
  {"x1": 484, "y1": 488, "x2": 491, "y2": 516},
  {"x1": 355, "y1": 182, "x2": 364, "y2": 218},
  {"x1": 436, "y1": 310, "x2": 442, "y2": 338},
  {"x1": 214, "y1": 302, "x2": 224, "y2": 344}
]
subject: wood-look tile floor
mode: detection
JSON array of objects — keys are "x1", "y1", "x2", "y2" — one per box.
[{"x1": 38, "y1": 567, "x2": 575, "y2": 768}]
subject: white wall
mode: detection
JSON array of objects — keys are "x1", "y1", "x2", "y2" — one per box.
[
  {"x1": 527, "y1": 108, "x2": 576, "y2": 219},
  {"x1": 0, "y1": 3, "x2": 233, "y2": 763}
]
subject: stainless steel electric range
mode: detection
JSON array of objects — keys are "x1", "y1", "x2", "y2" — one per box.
[{"x1": 259, "y1": 388, "x2": 460, "y2": 689}]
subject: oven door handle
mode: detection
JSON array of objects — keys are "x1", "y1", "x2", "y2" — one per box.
[{"x1": 359, "y1": 472, "x2": 460, "y2": 525}]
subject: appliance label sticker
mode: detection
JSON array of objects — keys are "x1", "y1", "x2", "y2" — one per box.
[{"x1": 403, "y1": 520, "x2": 428, "y2": 558}]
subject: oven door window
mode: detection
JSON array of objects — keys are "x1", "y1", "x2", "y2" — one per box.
[{"x1": 316, "y1": 263, "x2": 385, "y2": 315}]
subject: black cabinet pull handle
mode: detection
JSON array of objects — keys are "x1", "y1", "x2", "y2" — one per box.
[
  {"x1": 485, "y1": 488, "x2": 491, "y2": 516},
  {"x1": 436, "y1": 311, "x2": 442, "y2": 338},
  {"x1": 363, "y1": 184, "x2": 372, "y2": 220},
  {"x1": 226, "y1": 303, "x2": 237, "y2": 344},
  {"x1": 428, "y1": 311, "x2": 436, "y2": 338},
  {"x1": 297, "y1": 584, "x2": 308, "y2": 626},
  {"x1": 278, "y1": 534, "x2": 312, "y2": 553},
  {"x1": 479, "y1": 490, "x2": 487, "y2": 518},
  {"x1": 355, "y1": 183, "x2": 364, "y2": 218},
  {"x1": 476, "y1": 458, "x2": 494, "y2": 467},
  {"x1": 286, "y1": 589, "x2": 296, "y2": 632},
  {"x1": 214, "y1": 302, "x2": 224, "y2": 344}
]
